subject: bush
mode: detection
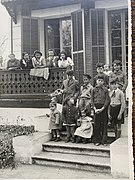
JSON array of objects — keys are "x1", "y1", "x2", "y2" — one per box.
[{"x1": 0, "y1": 125, "x2": 35, "y2": 168}]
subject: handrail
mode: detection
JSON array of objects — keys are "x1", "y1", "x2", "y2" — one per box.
[{"x1": 0, "y1": 68, "x2": 66, "y2": 95}]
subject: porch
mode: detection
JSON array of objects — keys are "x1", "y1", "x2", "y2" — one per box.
[{"x1": 0, "y1": 68, "x2": 66, "y2": 108}]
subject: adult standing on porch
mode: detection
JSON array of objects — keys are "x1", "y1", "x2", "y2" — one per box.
[
  {"x1": 46, "y1": 49, "x2": 59, "y2": 67},
  {"x1": 32, "y1": 50, "x2": 46, "y2": 68},
  {"x1": 109, "y1": 60, "x2": 128, "y2": 93}
]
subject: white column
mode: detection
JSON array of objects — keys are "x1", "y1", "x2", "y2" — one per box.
[
  {"x1": 38, "y1": 18, "x2": 45, "y2": 57},
  {"x1": 12, "y1": 5, "x2": 22, "y2": 59},
  {"x1": 104, "y1": 10, "x2": 109, "y2": 65}
]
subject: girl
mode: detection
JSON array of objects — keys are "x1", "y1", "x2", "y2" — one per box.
[
  {"x1": 32, "y1": 50, "x2": 46, "y2": 68},
  {"x1": 74, "y1": 111, "x2": 93, "y2": 144},
  {"x1": 58, "y1": 51, "x2": 73, "y2": 70},
  {"x1": 49, "y1": 101, "x2": 61, "y2": 142}
]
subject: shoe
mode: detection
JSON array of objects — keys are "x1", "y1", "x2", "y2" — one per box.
[
  {"x1": 71, "y1": 138, "x2": 75, "y2": 143},
  {"x1": 55, "y1": 137, "x2": 61, "y2": 142},
  {"x1": 83, "y1": 139, "x2": 87, "y2": 144},
  {"x1": 76, "y1": 137, "x2": 81, "y2": 143},
  {"x1": 50, "y1": 137, "x2": 56, "y2": 141},
  {"x1": 102, "y1": 143, "x2": 107, "y2": 146},
  {"x1": 95, "y1": 143, "x2": 100, "y2": 146},
  {"x1": 65, "y1": 138, "x2": 70, "y2": 143}
]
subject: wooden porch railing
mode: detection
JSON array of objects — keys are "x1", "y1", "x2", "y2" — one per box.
[{"x1": 0, "y1": 68, "x2": 66, "y2": 95}]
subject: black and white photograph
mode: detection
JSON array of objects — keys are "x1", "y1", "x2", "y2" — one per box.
[{"x1": 0, "y1": 0, "x2": 133, "y2": 179}]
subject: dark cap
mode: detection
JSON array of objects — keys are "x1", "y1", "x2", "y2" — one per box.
[
  {"x1": 96, "y1": 62, "x2": 104, "y2": 68},
  {"x1": 66, "y1": 69, "x2": 74, "y2": 75},
  {"x1": 83, "y1": 74, "x2": 91, "y2": 80},
  {"x1": 96, "y1": 74, "x2": 104, "y2": 80}
]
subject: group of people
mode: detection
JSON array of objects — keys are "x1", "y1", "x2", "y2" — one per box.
[
  {"x1": 48, "y1": 60, "x2": 127, "y2": 146},
  {"x1": 5, "y1": 50, "x2": 73, "y2": 70}
]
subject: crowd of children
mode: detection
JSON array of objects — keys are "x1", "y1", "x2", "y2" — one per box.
[{"x1": 48, "y1": 60, "x2": 127, "y2": 146}]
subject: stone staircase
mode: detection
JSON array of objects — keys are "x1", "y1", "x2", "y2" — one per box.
[{"x1": 32, "y1": 140, "x2": 111, "y2": 174}]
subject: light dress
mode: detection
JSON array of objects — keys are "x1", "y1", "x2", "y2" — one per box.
[{"x1": 74, "y1": 116, "x2": 93, "y2": 138}]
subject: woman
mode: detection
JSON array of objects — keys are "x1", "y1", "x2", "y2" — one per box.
[
  {"x1": 32, "y1": 50, "x2": 46, "y2": 68},
  {"x1": 20, "y1": 52, "x2": 33, "y2": 69},
  {"x1": 58, "y1": 51, "x2": 73, "y2": 69},
  {"x1": 46, "y1": 49, "x2": 59, "y2": 67}
]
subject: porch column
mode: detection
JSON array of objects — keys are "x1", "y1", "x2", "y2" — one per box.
[
  {"x1": 12, "y1": 5, "x2": 22, "y2": 59},
  {"x1": 38, "y1": 18, "x2": 45, "y2": 58}
]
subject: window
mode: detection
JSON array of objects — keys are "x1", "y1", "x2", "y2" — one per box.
[
  {"x1": 44, "y1": 18, "x2": 71, "y2": 58},
  {"x1": 90, "y1": 9, "x2": 105, "y2": 77},
  {"x1": 108, "y1": 9, "x2": 128, "y2": 74}
]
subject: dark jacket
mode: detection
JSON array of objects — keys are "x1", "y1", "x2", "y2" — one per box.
[
  {"x1": 61, "y1": 78, "x2": 80, "y2": 104},
  {"x1": 20, "y1": 58, "x2": 33, "y2": 69},
  {"x1": 91, "y1": 85, "x2": 110, "y2": 109},
  {"x1": 62, "y1": 105, "x2": 78, "y2": 125}
]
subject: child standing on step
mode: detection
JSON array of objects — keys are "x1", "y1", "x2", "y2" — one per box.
[
  {"x1": 49, "y1": 101, "x2": 62, "y2": 142},
  {"x1": 78, "y1": 74, "x2": 93, "y2": 116},
  {"x1": 91, "y1": 74, "x2": 110, "y2": 146},
  {"x1": 108, "y1": 78, "x2": 126, "y2": 139},
  {"x1": 74, "y1": 110, "x2": 93, "y2": 144},
  {"x1": 62, "y1": 98, "x2": 78, "y2": 143}
]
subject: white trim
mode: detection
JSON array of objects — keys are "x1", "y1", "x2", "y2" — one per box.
[
  {"x1": 82, "y1": 8, "x2": 86, "y2": 73},
  {"x1": 60, "y1": 20, "x2": 63, "y2": 52},
  {"x1": 38, "y1": 18, "x2": 45, "y2": 58},
  {"x1": 31, "y1": 4, "x2": 81, "y2": 19},
  {"x1": 73, "y1": 50, "x2": 84, "y2": 54}
]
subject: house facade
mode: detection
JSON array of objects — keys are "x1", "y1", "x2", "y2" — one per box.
[{"x1": 2, "y1": 0, "x2": 128, "y2": 82}]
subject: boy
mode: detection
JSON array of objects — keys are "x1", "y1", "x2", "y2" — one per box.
[
  {"x1": 78, "y1": 74, "x2": 93, "y2": 115},
  {"x1": 103, "y1": 64, "x2": 112, "y2": 76},
  {"x1": 93, "y1": 62, "x2": 109, "y2": 88},
  {"x1": 61, "y1": 69, "x2": 80, "y2": 105},
  {"x1": 109, "y1": 60, "x2": 127, "y2": 92},
  {"x1": 108, "y1": 78, "x2": 126, "y2": 139},
  {"x1": 62, "y1": 98, "x2": 78, "y2": 143},
  {"x1": 91, "y1": 74, "x2": 110, "y2": 146}
]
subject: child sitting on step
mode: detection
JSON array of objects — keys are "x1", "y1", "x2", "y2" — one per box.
[
  {"x1": 74, "y1": 110, "x2": 93, "y2": 144},
  {"x1": 48, "y1": 101, "x2": 62, "y2": 142}
]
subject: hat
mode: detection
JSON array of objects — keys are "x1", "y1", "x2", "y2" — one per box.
[
  {"x1": 66, "y1": 69, "x2": 74, "y2": 75},
  {"x1": 113, "y1": 60, "x2": 122, "y2": 66},
  {"x1": 83, "y1": 74, "x2": 91, "y2": 80},
  {"x1": 96, "y1": 74, "x2": 104, "y2": 80}
]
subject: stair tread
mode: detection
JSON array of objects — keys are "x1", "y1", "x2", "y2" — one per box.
[
  {"x1": 33, "y1": 151, "x2": 110, "y2": 167},
  {"x1": 43, "y1": 141, "x2": 110, "y2": 151}
]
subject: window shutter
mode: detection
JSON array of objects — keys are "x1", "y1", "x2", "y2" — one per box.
[
  {"x1": 72, "y1": 11, "x2": 84, "y2": 84},
  {"x1": 90, "y1": 9, "x2": 105, "y2": 77},
  {"x1": 23, "y1": 17, "x2": 39, "y2": 55}
]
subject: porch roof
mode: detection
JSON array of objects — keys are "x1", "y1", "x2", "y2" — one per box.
[{"x1": 1, "y1": 0, "x2": 95, "y2": 23}]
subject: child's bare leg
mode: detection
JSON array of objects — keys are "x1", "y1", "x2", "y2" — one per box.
[
  {"x1": 51, "y1": 129, "x2": 57, "y2": 141},
  {"x1": 55, "y1": 129, "x2": 61, "y2": 142}
]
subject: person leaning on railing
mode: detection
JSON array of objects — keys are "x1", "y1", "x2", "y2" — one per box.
[
  {"x1": 20, "y1": 52, "x2": 33, "y2": 70},
  {"x1": 32, "y1": 50, "x2": 46, "y2": 68},
  {"x1": 7, "y1": 54, "x2": 20, "y2": 70}
]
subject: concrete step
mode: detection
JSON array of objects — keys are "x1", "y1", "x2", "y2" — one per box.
[
  {"x1": 42, "y1": 141, "x2": 110, "y2": 157},
  {"x1": 32, "y1": 151, "x2": 111, "y2": 173}
]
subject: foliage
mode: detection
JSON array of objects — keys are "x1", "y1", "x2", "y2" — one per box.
[{"x1": 0, "y1": 125, "x2": 35, "y2": 169}]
